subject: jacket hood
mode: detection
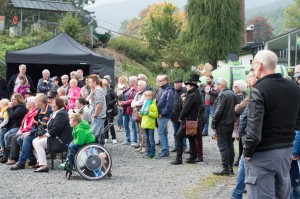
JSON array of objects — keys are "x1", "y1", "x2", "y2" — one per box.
[{"x1": 76, "y1": 120, "x2": 90, "y2": 130}]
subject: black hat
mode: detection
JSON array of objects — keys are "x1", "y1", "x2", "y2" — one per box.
[
  {"x1": 174, "y1": 78, "x2": 183, "y2": 83},
  {"x1": 51, "y1": 76, "x2": 59, "y2": 82},
  {"x1": 47, "y1": 91, "x2": 57, "y2": 99},
  {"x1": 185, "y1": 74, "x2": 200, "y2": 88}
]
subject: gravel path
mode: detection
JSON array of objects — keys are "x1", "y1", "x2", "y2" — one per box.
[{"x1": 0, "y1": 122, "x2": 237, "y2": 199}]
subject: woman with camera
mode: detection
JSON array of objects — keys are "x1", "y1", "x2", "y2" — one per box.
[{"x1": 32, "y1": 97, "x2": 72, "y2": 172}]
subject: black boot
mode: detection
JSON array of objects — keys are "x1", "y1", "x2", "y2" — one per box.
[
  {"x1": 213, "y1": 167, "x2": 229, "y2": 176},
  {"x1": 228, "y1": 166, "x2": 234, "y2": 175},
  {"x1": 186, "y1": 158, "x2": 196, "y2": 164},
  {"x1": 171, "y1": 145, "x2": 183, "y2": 165}
]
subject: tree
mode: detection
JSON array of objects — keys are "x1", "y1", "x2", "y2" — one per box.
[
  {"x1": 284, "y1": 0, "x2": 300, "y2": 29},
  {"x1": 184, "y1": 0, "x2": 243, "y2": 69},
  {"x1": 58, "y1": 13, "x2": 82, "y2": 41},
  {"x1": 140, "y1": 2, "x2": 184, "y2": 51},
  {"x1": 246, "y1": 16, "x2": 273, "y2": 43}
]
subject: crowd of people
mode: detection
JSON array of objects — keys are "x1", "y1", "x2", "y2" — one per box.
[{"x1": 0, "y1": 49, "x2": 300, "y2": 198}]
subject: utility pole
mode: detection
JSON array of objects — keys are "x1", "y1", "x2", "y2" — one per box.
[{"x1": 88, "y1": 20, "x2": 93, "y2": 48}]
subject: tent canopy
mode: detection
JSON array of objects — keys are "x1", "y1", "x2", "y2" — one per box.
[{"x1": 5, "y1": 32, "x2": 115, "y2": 87}]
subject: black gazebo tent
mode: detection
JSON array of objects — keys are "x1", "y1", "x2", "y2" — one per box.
[{"x1": 5, "y1": 32, "x2": 115, "y2": 87}]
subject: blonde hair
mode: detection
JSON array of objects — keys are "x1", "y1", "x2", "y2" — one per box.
[
  {"x1": 102, "y1": 79, "x2": 108, "y2": 86},
  {"x1": 61, "y1": 75, "x2": 69, "y2": 81},
  {"x1": 118, "y1": 75, "x2": 128, "y2": 84},
  {"x1": 0, "y1": 99, "x2": 10, "y2": 106},
  {"x1": 69, "y1": 113, "x2": 82, "y2": 124},
  {"x1": 69, "y1": 79, "x2": 78, "y2": 86},
  {"x1": 144, "y1": 90, "x2": 153, "y2": 98}
]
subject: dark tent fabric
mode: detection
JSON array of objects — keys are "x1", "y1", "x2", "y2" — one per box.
[{"x1": 5, "y1": 32, "x2": 115, "y2": 89}]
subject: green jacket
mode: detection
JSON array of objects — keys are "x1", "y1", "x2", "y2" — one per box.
[
  {"x1": 72, "y1": 120, "x2": 95, "y2": 145},
  {"x1": 141, "y1": 100, "x2": 158, "y2": 130}
]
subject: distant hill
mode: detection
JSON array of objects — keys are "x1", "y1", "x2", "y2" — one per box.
[
  {"x1": 246, "y1": 0, "x2": 293, "y2": 35},
  {"x1": 245, "y1": 0, "x2": 292, "y2": 8},
  {"x1": 86, "y1": 0, "x2": 187, "y2": 33}
]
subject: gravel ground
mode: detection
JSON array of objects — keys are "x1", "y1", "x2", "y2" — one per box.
[{"x1": 0, "y1": 122, "x2": 237, "y2": 199}]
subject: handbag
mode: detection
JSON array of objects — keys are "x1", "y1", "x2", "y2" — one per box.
[
  {"x1": 185, "y1": 120, "x2": 198, "y2": 136},
  {"x1": 36, "y1": 125, "x2": 47, "y2": 137},
  {"x1": 132, "y1": 109, "x2": 142, "y2": 123}
]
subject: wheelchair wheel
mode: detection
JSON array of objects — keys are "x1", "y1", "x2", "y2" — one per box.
[{"x1": 74, "y1": 144, "x2": 112, "y2": 180}]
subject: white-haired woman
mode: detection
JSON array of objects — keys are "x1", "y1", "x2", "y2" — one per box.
[
  {"x1": 232, "y1": 79, "x2": 247, "y2": 166},
  {"x1": 37, "y1": 69, "x2": 53, "y2": 94}
]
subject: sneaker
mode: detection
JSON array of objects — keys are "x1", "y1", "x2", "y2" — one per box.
[
  {"x1": 112, "y1": 139, "x2": 117, "y2": 144},
  {"x1": 121, "y1": 141, "x2": 131, "y2": 145},
  {"x1": 143, "y1": 154, "x2": 154, "y2": 159},
  {"x1": 131, "y1": 142, "x2": 138, "y2": 147},
  {"x1": 104, "y1": 139, "x2": 108, "y2": 143},
  {"x1": 139, "y1": 148, "x2": 146, "y2": 153},
  {"x1": 156, "y1": 153, "x2": 169, "y2": 159},
  {"x1": 135, "y1": 147, "x2": 142, "y2": 152}
]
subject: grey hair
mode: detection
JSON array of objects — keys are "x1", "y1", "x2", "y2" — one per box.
[
  {"x1": 60, "y1": 96, "x2": 68, "y2": 106},
  {"x1": 129, "y1": 76, "x2": 138, "y2": 83},
  {"x1": 138, "y1": 74, "x2": 147, "y2": 82},
  {"x1": 137, "y1": 80, "x2": 147, "y2": 89},
  {"x1": 233, "y1": 80, "x2": 247, "y2": 92},
  {"x1": 254, "y1": 50, "x2": 277, "y2": 70},
  {"x1": 36, "y1": 93, "x2": 48, "y2": 104},
  {"x1": 217, "y1": 77, "x2": 229, "y2": 88},
  {"x1": 42, "y1": 69, "x2": 50, "y2": 76},
  {"x1": 26, "y1": 96, "x2": 36, "y2": 106},
  {"x1": 19, "y1": 64, "x2": 26, "y2": 69}
]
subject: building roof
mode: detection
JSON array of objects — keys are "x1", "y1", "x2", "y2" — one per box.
[{"x1": 7, "y1": 0, "x2": 76, "y2": 12}]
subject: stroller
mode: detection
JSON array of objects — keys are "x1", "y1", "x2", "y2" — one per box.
[{"x1": 64, "y1": 123, "x2": 114, "y2": 180}]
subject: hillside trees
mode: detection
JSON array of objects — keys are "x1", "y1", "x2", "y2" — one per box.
[
  {"x1": 184, "y1": 0, "x2": 243, "y2": 69},
  {"x1": 284, "y1": 0, "x2": 300, "y2": 29},
  {"x1": 246, "y1": 16, "x2": 273, "y2": 43}
]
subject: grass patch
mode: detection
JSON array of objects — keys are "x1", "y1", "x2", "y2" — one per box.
[{"x1": 183, "y1": 174, "x2": 231, "y2": 199}]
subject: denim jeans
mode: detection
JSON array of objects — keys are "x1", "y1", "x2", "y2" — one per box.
[
  {"x1": 66, "y1": 142, "x2": 82, "y2": 165},
  {"x1": 232, "y1": 155, "x2": 245, "y2": 199},
  {"x1": 123, "y1": 114, "x2": 137, "y2": 143},
  {"x1": 17, "y1": 134, "x2": 36, "y2": 165},
  {"x1": 0, "y1": 128, "x2": 7, "y2": 148},
  {"x1": 144, "y1": 129, "x2": 155, "y2": 157},
  {"x1": 4, "y1": 127, "x2": 19, "y2": 147},
  {"x1": 157, "y1": 117, "x2": 169, "y2": 156},
  {"x1": 91, "y1": 117, "x2": 105, "y2": 138},
  {"x1": 291, "y1": 185, "x2": 300, "y2": 199},
  {"x1": 203, "y1": 105, "x2": 213, "y2": 133},
  {"x1": 117, "y1": 108, "x2": 123, "y2": 127},
  {"x1": 172, "y1": 121, "x2": 187, "y2": 149}
]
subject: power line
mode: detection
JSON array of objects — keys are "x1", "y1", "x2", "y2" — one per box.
[
  {"x1": 96, "y1": 18, "x2": 120, "y2": 29},
  {"x1": 97, "y1": 25, "x2": 147, "y2": 42}
]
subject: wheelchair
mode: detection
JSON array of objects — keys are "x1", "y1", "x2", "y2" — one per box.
[{"x1": 65, "y1": 123, "x2": 113, "y2": 180}]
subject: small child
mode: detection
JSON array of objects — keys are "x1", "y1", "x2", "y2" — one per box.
[
  {"x1": 61, "y1": 113, "x2": 95, "y2": 168},
  {"x1": 0, "y1": 99, "x2": 10, "y2": 156},
  {"x1": 140, "y1": 91, "x2": 158, "y2": 158},
  {"x1": 16, "y1": 75, "x2": 30, "y2": 97},
  {"x1": 67, "y1": 79, "x2": 81, "y2": 110}
]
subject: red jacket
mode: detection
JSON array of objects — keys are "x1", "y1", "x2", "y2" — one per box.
[{"x1": 122, "y1": 87, "x2": 136, "y2": 115}]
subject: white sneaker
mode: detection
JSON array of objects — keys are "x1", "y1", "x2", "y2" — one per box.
[
  {"x1": 131, "y1": 142, "x2": 138, "y2": 147},
  {"x1": 112, "y1": 139, "x2": 117, "y2": 144},
  {"x1": 104, "y1": 139, "x2": 108, "y2": 143}
]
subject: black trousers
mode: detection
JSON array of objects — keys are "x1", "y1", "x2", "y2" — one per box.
[
  {"x1": 104, "y1": 112, "x2": 116, "y2": 139},
  {"x1": 176, "y1": 124, "x2": 196, "y2": 160},
  {"x1": 216, "y1": 124, "x2": 235, "y2": 170},
  {"x1": 9, "y1": 134, "x2": 21, "y2": 160}
]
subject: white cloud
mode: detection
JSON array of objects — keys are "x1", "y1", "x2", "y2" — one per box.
[{"x1": 85, "y1": 0, "x2": 129, "y2": 9}]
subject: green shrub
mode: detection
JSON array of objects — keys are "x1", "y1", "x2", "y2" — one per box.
[{"x1": 109, "y1": 36, "x2": 156, "y2": 65}]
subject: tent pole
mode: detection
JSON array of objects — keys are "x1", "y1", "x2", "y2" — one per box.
[{"x1": 20, "y1": 8, "x2": 23, "y2": 35}]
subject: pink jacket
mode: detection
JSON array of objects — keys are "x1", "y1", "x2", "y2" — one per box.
[
  {"x1": 19, "y1": 108, "x2": 38, "y2": 133},
  {"x1": 16, "y1": 83, "x2": 30, "y2": 97},
  {"x1": 67, "y1": 86, "x2": 81, "y2": 110}
]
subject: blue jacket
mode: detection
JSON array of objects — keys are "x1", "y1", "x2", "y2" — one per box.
[
  {"x1": 238, "y1": 105, "x2": 248, "y2": 137},
  {"x1": 156, "y1": 83, "x2": 174, "y2": 118},
  {"x1": 293, "y1": 130, "x2": 300, "y2": 156}
]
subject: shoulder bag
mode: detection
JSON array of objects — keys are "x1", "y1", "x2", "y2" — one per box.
[{"x1": 185, "y1": 120, "x2": 198, "y2": 136}]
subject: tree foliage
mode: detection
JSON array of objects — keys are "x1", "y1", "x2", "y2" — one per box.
[
  {"x1": 284, "y1": 0, "x2": 300, "y2": 29},
  {"x1": 58, "y1": 13, "x2": 82, "y2": 41},
  {"x1": 184, "y1": 0, "x2": 243, "y2": 69},
  {"x1": 246, "y1": 16, "x2": 273, "y2": 43}
]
